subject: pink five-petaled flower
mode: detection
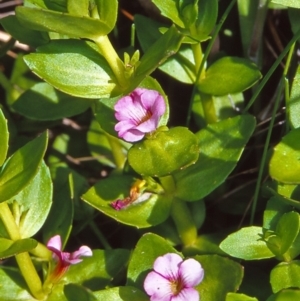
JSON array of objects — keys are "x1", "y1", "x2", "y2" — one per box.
[
  {"x1": 46, "y1": 235, "x2": 92, "y2": 282},
  {"x1": 114, "y1": 88, "x2": 166, "y2": 142},
  {"x1": 144, "y1": 253, "x2": 204, "y2": 301}
]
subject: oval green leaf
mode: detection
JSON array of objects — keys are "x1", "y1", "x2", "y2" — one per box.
[
  {"x1": 267, "y1": 289, "x2": 300, "y2": 301},
  {"x1": 24, "y1": 40, "x2": 118, "y2": 98},
  {"x1": 199, "y1": 57, "x2": 262, "y2": 96},
  {"x1": 269, "y1": 128, "x2": 300, "y2": 183},
  {"x1": 287, "y1": 65, "x2": 300, "y2": 128},
  {"x1": 270, "y1": 261, "x2": 300, "y2": 293},
  {"x1": 82, "y1": 176, "x2": 172, "y2": 228},
  {"x1": 12, "y1": 82, "x2": 92, "y2": 120},
  {"x1": 94, "y1": 287, "x2": 149, "y2": 301},
  {"x1": 0, "y1": 132, "x2": 48, "y2": 203},
  {"x1": 0, "y1": 238, "x2": 37, "y2": 259},
  {"x1": 174, "y1": 115, "x2": 256, "y2": 201},
  {"x1": 16, "y1": 7, "x2": 111, "y2": 39},
  {"x1": 128, "y1": 127, "x2": 199, "y2": 177},
  {"x1": 220, "y1": 226, "x2": 275, "y2": 260},
  {"x1": 226, "y1": 293, "x2": 258, "y2": 301}
]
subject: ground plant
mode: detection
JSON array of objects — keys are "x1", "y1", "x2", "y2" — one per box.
[{"x1": 0, "y1": 0, "x2": 300, "y2": 300}]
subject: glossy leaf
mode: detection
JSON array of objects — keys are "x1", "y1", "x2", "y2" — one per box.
[
  {"x1": 287, "y1": 64, "x2": 300, "y2": 128},
  {"x1": 0, "y1": 109, "x2": 8, "y2": 167},
  {"x1": 270, "y1": 261, "x2": 300, "y2": 293},
  {"x1": 0, "y1": 238, "x2": 37, "y2": 259},
  {"x1": 94, "y1": 287, "x2": 149, "y2": 301},
  {"x1": 271, "y1": 0, "x2": 300, "y2": 8},
  {"x1": 24, "y1": 40, "x2": 118, "y2": 98},
  {"x1": 269, "y1": 128, "x2": 300, "y2": 183},
  {"x1": 128, "y1": 127, "x2": 199, "y2": 177},
  {"x1": 0, "y1": 132, "x2": 48, "y2": 203},
  {"x1": 16, "y1": 7, "x2": 111, "y2": 39},
  {"x1": 94, "y1": 0, "x2": 118, "y2": 31},
  {"x1": 127, "y1": 233, "x2": 180, "y2": 289},
  {"x1": 151, "y1": 0, "x2": 185, "y2": 27},
  {"x1": 63, "y1": 249, "x2": 130, "y2": 290},
  {"x1": 82, "y1": 176, "x2": 172, "y2": 228},
  {"x1": 11, "y1": 161, "x2": 52, "y2": 238},
  {"x1": 64, "y1": 284, "x2": 97, "y2": 301},
  {"x1": 219, "y1": 226, "x2": 275, "y2": 260},
  {"x1": 174, "y1": 115, "x2": 256, "y2": 201},
  {"x1": 226, "y1": 293, "x2": 258, "y2": 301},
  {"x1": 12, "y1": 82, "x2": 92, "y2": 120},
  {"x1": 134, "y1": 15, "x2": 196, "y2": 83},
  {"x1": 0, "y1": 15, "x2": 49, "y2": 48},
  {"x1": 267, "y1": 289, "x2": 300, "y2": 301},
  {"x1": 199, "y1": 57, "x2": 262, "y2": 96},
  {"x1": 196, "y1": 254, "x2": 244, "y2": 301},
  {"x1": 0, "y1": 267, "x2": 34, "y2": 301}
]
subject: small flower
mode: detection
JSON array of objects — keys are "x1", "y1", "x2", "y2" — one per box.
[
  {"x1": 144, "y1": 253, "x2": 204, "y2": 301},
  {"x1": 46, "y1": 235, "x2": 92, "y2": 282},
  {"x1": 114, "y1": 88, "x2": 166, "y2": 142}
]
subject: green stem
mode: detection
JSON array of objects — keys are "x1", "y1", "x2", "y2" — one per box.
[
  {"x1": 106, "y1": 134, "x2": 126, "y2": 171},
  {"x1": 186, "y1": 0, "x2": 238, "y2": 126},
  {"x1": 171, "y1": 198, "x2": 198, "y2": 246},
  {"x1": 94, "y1": 35, "x2": 128, "y2": 89},
  {"x1": 0, "y1": 202, "x2": 44, "y2": 299},
  {"x1": 30, "y1": 242, "x2": 52, "y2": 261}
]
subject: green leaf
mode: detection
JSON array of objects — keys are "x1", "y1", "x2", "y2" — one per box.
[
  {"x1": 0, "y1": 132, "x2": 48, "y2": 203},
  {"x1": 64, "y1": 284, "x2": 97, "y2": 301},
  {"x1": 199, "y1": 57, "x2": 262, "y2": 96},
  {"x1": 196, "y1": 254, "x2": 244, "y2": 301},
  {"x1": 128, "y1": 127, "x2": 199, "y2": 177},
  {"x1": 219, "y1": 226, "x2": 275, "y2": 260},
  {"x1": 287, "y1": 65, "x2": 300, "y2": 128},
  {"x1": 193, "y1": 0, "x2": 218, "y2": 41},
  {"x1": 0, "y1": 109, "x2": 8, "y2": 167},
  {"x1": 67, "y1": 0, "x2": 89, "y2": 16},
  {"x1": 269, "y1": 128, "x2": 300, "y2": 183},
  {"x1": 271, "y1": 0, "x2": 300, "y2": 8},
  {"x1": 0, "y1": 238, "x2": 37, "y2": 259},
  {"x1": 132, "y1": 26, "x2": 183, "y2": 89},
  {"x1": 16, "y1": 7, "x2": 111, "y2": 39},
  {"x1": 0, "y1": 15, "x2": 49, "y2": 48},
  {"x1": 24, "y1": 40, "x2": 118, "y2": 98},
  {"x1": 0, "y1": 267, "x2": 34, "y2": 301},
  {"x1": 94, "y1": 287, "x2": 149, "y2": 301},
  {"x1": 127, "y1": 233, "x2": 180, "y2": 289},
  {"x1": 82, "y1": 176, "x2": 172, "y2": 228},
  {"x1": 94, "y1": 0, "x2": 118, "y2": 31},
  {"x1": 265, "y1": 212, "x2": 299, "y2": 258},
  {"x1": 134, "y1": 15, "x2": 196, "y2": 84},
  {"x1": 12, "y1": 82, "x2": 92, "y2": 120},
  {"x1": 174, "y1": 115, "x2": 256, "y2": 201},
  {"x1": 151, "y1": 0, "x2": 185, "y2": 27},
  {"x1": 270, "y1": 261, "x2": 300, "y2": 293},
  {"x1": 11, "y1": 161, "x2": 52, "y2": 238},
  {"x1": 266, "y1": 289, "x2": 300, "y2": 301},
  {"x1": 63, "y1": 249, "x2": 130, "y2": 290},
  {"x1": 226, "y1": 293, "x2": 258, "y2": 301}
]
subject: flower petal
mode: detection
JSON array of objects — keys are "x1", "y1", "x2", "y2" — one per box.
[
  {"x1": 178, "y1": 258, "x2": 204, "y2": 287},
  {"x1": 71, "y1": 246, "x2": 93, "y2": 259},
  {"x1": 153, "y1": 253, "x2": 183, "y2": 280},
  {"x1": 144, "y1": 271, "x2": 173, "y2": 301},
  {"x1": 47, "y1": 235, "x2": 62, "y2": 251},
  {"x1": 172, "y1": 287, "x2": 199, "y2": 301}
]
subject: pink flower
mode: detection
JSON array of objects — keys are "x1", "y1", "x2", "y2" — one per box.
[
  {"x1": 144, "y1": 253, "x2": 204, "y2": 301},
  {"x1": 114, "y1": 88, "x2": 166, "y2": 142},
  {"x1": 46, "y1": 235, "x2": 92, "y2": 281}
]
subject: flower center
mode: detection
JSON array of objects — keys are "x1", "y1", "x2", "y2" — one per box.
[
  {"x1": 138, "y1": 110, "x2": 152, "y2": 125},
  {"x1": 170, "y1": 277, "x2": 184, "y2": 296}
]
